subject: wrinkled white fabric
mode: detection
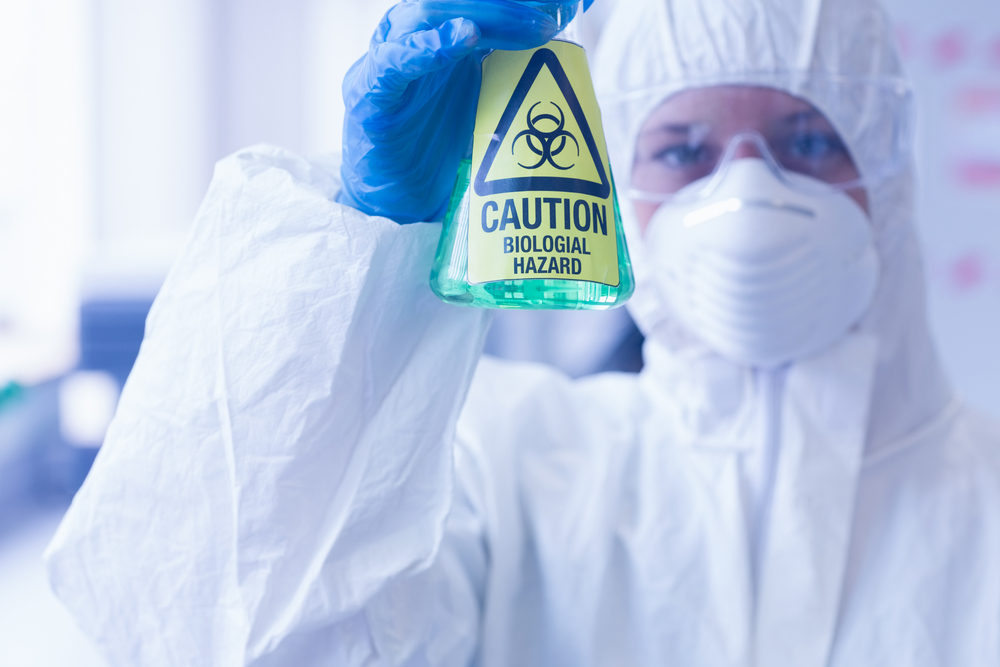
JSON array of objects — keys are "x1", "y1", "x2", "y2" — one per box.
[
  {"x1": 46, "y1": 147, "x2": 492, "y2": 665},
  {"x1": 45, "y1": 0, "x2": 1000, "y2": 665}
]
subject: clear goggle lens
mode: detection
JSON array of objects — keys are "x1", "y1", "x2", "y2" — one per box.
[{"x1": 619, "y1": 82, "x2": 912, "y2": 202}]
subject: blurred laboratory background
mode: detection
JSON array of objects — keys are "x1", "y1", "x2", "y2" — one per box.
[{"x1": 0, "y1": 0, "x2": 998, "y2": 664}]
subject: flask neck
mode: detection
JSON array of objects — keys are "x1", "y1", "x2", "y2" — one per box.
[{"x1": 552, "y1": 1, "x2": 584, "y2": 45}]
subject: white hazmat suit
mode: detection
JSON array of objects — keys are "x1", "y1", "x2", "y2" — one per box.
[{"x1": 47, "y1": 0, "x2": 1000, "y2": 665}]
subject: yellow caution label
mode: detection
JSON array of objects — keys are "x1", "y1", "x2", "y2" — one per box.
[{"x1": 468, "y1": 41, "x2": 619, "y2": 286}]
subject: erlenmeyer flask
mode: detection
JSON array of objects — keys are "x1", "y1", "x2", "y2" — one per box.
[{"x1": 430, "y1": 1, "x2": 634, "y2": 309}]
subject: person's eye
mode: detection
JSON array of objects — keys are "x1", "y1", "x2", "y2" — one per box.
[
  {"x1": 785, "y1": 132, "x2": 847, "y2": 161},
  {"x1": 655, "y1": 143, "x2": 712, "y2": 168}
]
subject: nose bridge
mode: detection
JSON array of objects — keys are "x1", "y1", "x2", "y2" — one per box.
[{"x1": 731, "y1": 142, "x2": 764, "y2": 160}]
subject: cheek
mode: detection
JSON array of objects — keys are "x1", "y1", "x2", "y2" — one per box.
[
  {"x1": 848, "y1": 187, "x2": 871, "y2": 216},
  {"x1": 632, "y1": 200, "x2": 660, "y2": 235}
]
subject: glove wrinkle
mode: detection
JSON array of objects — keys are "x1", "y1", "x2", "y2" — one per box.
[{"x1": 339, "y1": 0, "x2": 579, "y2": 223}]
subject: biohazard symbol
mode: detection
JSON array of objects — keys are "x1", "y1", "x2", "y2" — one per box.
[
  {"x1": 474, "y1": 48, "x2": 611, "y2": 199},
  {"x1": 512, "y1": 102, "x2": 580, "y2": 171}
]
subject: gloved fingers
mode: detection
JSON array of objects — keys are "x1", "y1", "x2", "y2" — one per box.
[
  {"x1": 384, "y1": 0, "x2": 563, "y2": 51},
  {"x1": 366, "y1": 17, "x2": 481, "y2": 99}
]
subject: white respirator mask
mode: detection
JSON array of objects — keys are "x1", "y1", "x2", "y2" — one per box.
[{"x1": 643, "y1": 157, "x2": 880, "y2": 368}]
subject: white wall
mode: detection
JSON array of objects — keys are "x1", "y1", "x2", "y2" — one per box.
[
  {"x1": 91, "y1": 0, "x2": 215, "y2": 286},
  {"x1": 0, "y1": 0, "x2": 94, "y2": 383},
  {"x1": 84, "y1": 0, "x2": 396, "y2": 296},
  {"x1": 881, "y1": 0, "x2": 1000, "y2": 418}
]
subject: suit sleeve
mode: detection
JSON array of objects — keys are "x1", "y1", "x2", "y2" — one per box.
[{"x1": 45, "y1": 145, "x2": 490, "y2": 666}]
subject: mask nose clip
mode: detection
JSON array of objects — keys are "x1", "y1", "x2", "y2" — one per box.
[
  {"x1": 700, "y1": 131, "x2": 789, "y2": 192},
  {"x1": 668, "y1": 131, "x2": 791, "y2": 203},
  {"x1": 722, "y1": 131, "x2": 772, "y2": 161}
]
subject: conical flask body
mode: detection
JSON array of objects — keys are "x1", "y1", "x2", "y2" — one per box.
[{"x1": 430, "y1": 40, "x2": 634, "y2": 310}]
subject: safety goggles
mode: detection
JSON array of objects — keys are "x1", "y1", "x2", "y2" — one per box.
[{"x1": 604, "y1": 76, "x2": 913, "y2": 202}]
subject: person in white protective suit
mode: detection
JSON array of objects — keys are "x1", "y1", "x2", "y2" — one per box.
[{"x1": 45, "y1": 0, "x2": 1000, "y2": 665}]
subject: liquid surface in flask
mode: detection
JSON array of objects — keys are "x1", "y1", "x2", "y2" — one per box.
[{"x1": 430, "y1": 38, "x2": 634, "y2": 310}]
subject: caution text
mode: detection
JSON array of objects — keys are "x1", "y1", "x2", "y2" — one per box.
[{"x1": 481, "y1": 197, "x2": 609, "y2": 236}]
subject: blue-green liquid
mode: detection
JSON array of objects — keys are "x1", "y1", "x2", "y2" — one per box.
[{"x1": 429, "y1": 159, "x2": 635, "y2": 310}]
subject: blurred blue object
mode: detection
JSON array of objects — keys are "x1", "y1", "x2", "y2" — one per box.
[
  {"x1": 56, "y1": 298, "x2": 154, "y2": 489},
  {"x1": 0, "y1": 382, "x2": 38, "y2": 513},
  {"x1": 0, "y1": 382, "x2": 24, "y2": 412},
  {"x1": 79, "y1": 299, "x2": 153, "y2": 388},
  {"x1": 0, "y1": 298, "x2": 153, "y2": 527},
  {"x1": 0, "y1": 381, "x2": 66, "y2": 534}
]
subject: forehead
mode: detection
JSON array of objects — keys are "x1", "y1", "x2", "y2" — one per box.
[{"x1": 640, "y1": 85, "x2": 827, "y2": 132}]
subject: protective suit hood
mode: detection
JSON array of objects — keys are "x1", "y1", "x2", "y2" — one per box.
[{"x1": 592, "y1": 0, "x2": 953, "y2": 453}]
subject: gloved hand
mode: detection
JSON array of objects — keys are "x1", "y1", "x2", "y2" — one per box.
[{"x1": 338, "y1": 0, "x2": 592, "y2": 224}]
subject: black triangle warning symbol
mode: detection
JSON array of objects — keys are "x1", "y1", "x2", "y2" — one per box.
[{"x1": 473, "y1": 48, "x2": 612, "y2": 199}]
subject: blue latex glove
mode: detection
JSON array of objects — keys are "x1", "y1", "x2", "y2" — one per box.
[{"x1": 339, "y1": 0, "x2": 592, "y2": 224}]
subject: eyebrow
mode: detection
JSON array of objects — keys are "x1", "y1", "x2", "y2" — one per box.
[
  {"x1": 781, "y1": 109, "x2": 823, "y2": 124},
  {"x1": 643, "y1": 123, "x2": 700, "y2": 135}
]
